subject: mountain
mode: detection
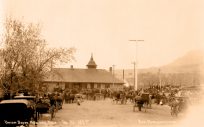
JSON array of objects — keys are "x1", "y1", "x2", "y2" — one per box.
[
  {"x1": 160, "y1": 50, "x2": 204, "y2": 73},
  {"x1": 115, "y1": 50, "x2": 204, "y2": 80}
]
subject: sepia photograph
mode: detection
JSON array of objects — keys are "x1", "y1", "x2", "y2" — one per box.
[{"x1": 0, "y1": 0, "x2": 204, "y2": 127}]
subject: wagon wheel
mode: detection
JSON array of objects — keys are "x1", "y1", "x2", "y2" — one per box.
[
  {"x1": 170, "y1": 107, "x2": 174, "y2": 116},
  {"x1": 171, "y1": 106, "x2": 178, "y2": 117},
  {"x1": 133, "y1": 103, "x2": 136, "y2": 112},
  {"x1": 143, "y1": 101, "x2": 148, "y2": 112},
  {"x1": 171, "y1": 109, "x2": 176, "y2": 116}
]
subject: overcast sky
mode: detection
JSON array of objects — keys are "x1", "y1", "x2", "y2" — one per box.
[{"x1": 0, "y1": 0, "x2": 204, "y2": 69}]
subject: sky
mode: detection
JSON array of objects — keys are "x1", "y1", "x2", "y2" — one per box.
[{"x1": 0, "y1": 0, "x2": 204, "y2": 69}]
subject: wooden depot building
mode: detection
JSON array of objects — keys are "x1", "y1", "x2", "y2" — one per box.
[{"x1": 43, "y1": 55, "x2": 124, "y2": 92}]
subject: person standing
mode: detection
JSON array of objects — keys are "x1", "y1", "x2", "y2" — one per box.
[{"x1": 49, "y1": 94, "x2": 56, "y2": 120}]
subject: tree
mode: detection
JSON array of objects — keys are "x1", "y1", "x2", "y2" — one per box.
[{"x1": 0, "y1": 18, "x2": 75, "y2": 93}]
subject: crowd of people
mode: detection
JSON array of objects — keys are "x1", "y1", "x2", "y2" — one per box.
[
  {"x1": 0, "y1": 84, "x2": 201, "y2": 120},
  {"x1": 60, "y1": 85, "x2": 200, "y2": 116}
]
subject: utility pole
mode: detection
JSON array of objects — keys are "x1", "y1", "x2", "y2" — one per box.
[
  {"x1": 158, "y1": 68, "x2": 162, "y2": 89},
  {"x1": 129, "y1": 40, "x2": 144, "y2": 91},
  {"x1": 132, "y1": 62, "x2": 136, "y2": 90},
  {"x1": 112, "y1": 65, "x2": 115, "y2": 90},
  {"x1": 122, "y1": 69, "x2": 125, "y2": 81}
]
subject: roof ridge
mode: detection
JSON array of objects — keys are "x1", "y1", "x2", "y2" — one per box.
[{"x1": 44, "y1": 68, "x2": 124, "y2": 84}]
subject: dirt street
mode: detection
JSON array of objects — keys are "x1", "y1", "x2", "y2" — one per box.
[{"x1": 40, "y1": 99, "x2": 186, "y2": 127}]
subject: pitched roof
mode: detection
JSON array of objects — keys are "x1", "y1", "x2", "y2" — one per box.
[{"x1": 43, "y1": 68, "x2": 124, "y2": 84}]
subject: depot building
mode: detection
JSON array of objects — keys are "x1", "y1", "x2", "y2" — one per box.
[{"x1": 42, "y1": 55, "x2": 124, "y2": 92}]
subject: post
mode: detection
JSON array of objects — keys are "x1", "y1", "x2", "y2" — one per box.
[
  {"x1": 129, "y1": 40, "x2": 144, "y2": 91},
  {"x1": 122, "y1": 69, "x2": 125, "y2": 81},
  {"x1": 133, "y1": 62, "x2": 136, "y2": 90},
  {"x1": 112, "y1": 65, "x2": 115, "y2": 90},
  {"x1": 158, "y1": 69, "x2": 161, "y2": 89}
]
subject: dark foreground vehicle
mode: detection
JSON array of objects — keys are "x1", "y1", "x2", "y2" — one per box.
[
  {"x1": 13, "y1": 95, "x2": 36, "y2": 107},
  {"x1": 0, "y1": 99, "x2": 34, "y2": 127}
]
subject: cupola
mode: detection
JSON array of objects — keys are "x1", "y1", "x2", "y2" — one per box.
[{"x1": 86, "y1": 54, "x2": 97, "y2": 69}]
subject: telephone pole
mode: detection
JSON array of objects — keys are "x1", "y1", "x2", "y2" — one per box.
[
  {"x1": 112, "y1": 64, "x2": 115, "y2": 90},
  {"x1": 129, "y1": 40, "x2": 144, "y2": 91}
]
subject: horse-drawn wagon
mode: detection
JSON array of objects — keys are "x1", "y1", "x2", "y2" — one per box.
[
  {"x1": 169, "y1": 96, "x2": 189, "y2": 117},
  {"x1": 133, "y1": 93, "x2": 150, "y2": 112},
  {"x1": 14, "y1": 95, "x2": 52, "y2": 121}
]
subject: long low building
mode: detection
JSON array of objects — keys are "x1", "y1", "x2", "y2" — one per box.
[{"x1": 43, "y1": 55, "x2": 124, "y2": 92}]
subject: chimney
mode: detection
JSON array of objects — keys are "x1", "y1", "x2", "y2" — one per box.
[{"x1": 70, "y1": 65, "x2": 74, "y2": 69}]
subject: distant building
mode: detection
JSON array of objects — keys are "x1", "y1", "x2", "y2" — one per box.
[{"x1": 43, "y1": 55, "x2": 124, "y2": 92}]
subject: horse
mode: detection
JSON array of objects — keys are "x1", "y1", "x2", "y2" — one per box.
[
  {"x1": 169, "y1": 97, "x2": 189, "y2": 117},
  {"x1": 133, "y1": 93, "x2": 150, "y2": 112},
  {"x1": 141, "y1": 93, "x2": 150, "y2": 112},
  {"x1": 125, "y1": 92, "x2": 135, "y2": 103},
  {"x1": 35, "y1": 98, "x2": 50, "y2": 120},
  {"x1": 120, "y1": 92, "x2": 127, "y2": 104},
  {"x1": 112, "y1": 91, "x2": 121, "y2": 104}
]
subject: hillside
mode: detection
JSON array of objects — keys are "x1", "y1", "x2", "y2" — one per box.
[
  {"x1": 115, "y1": 50, "x2": 204, "y2": 86},
  {"x1": 160, "y1": 50, "x2": 204, "y2": 73},
  {"x1": 116, "y1": 50, "x2": 203, "y2": 76}
]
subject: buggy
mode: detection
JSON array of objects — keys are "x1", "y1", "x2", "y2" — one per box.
[
  {"x1": 169, "y1": 96, "x2": 189, "y2": 117},
  {"x1": 0, "y1": 99, "x2": 35, "y2": 127},
  {"x1": 133, "y1": 93, "x2": 150, "y2": 112}
]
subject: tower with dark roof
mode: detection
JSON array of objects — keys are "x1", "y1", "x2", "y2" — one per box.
[{"x1": 86, "y1": 54, "x2": 97, "y2": 69}]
